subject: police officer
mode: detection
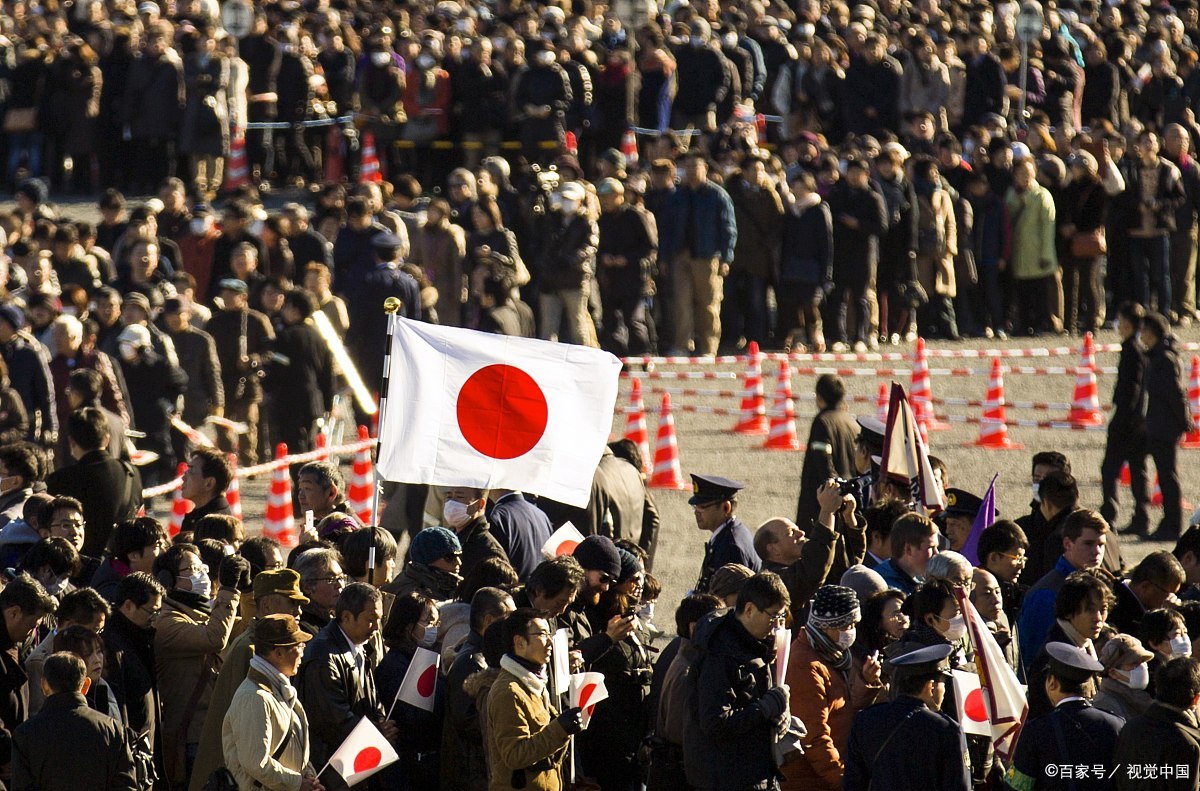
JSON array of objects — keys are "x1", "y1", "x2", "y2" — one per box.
[
  {"x1": 692, "y1": 474, "x2": 760, "y2": 592},
  {"x1": 346, "y1": 232, "x2": 422, "y2": 397},
  {"x1": 940, "y1": 488, "x2": 990, "y2": 553},
  {"x1": 1006, "y1": 642, "x2": 1124, "y2": 791},
  {"x1": 843, "y1": 643, "x2": 972, "y2": 791}
]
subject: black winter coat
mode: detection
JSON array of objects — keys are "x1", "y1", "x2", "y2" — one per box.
[
  {"x1": 537, "y1": 213, "x2": 598, "y2": 291},
  {"x1": 1113, "y1": 701, "x2": 1200, "y2": 791},
  {"x1": 827, "y1": 183, "x2": 888, "y2": 288},
  {"x1": 102, "y1": 611, "x2": 159, "y2": 745},
  {"x1": 778, "y1": 199, "x2": 833, "y2": 286},
  {"x1": 1110, "y1": 335, "x2": 1147, "y2": 432},
  {"x1": 12, "y1": 691, "x2": 137, "y2": 791},
  {"x1": 683, "y1": 610, "x2": 778, "y2": 791},
  {"x1": 45, "y1": 450, "x2": 142, "y2": 557},
  {"x1": 122, "y1": 53, "x2": 184, "y2": 140},
  {"x1": 1145, "y1": 338, "x2": 1189, "y2": 441}
]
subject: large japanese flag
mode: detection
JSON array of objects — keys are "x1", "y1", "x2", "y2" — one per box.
[
  {"x1": 327, "y1": 717, "x2": 399, "y2": 786},
  {"x1": 376, "y1": 319, "x2": 622, "y2": 507}
]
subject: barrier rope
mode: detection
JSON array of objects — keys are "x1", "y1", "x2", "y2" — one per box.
[{"x1": 141, "y1": 436, "x2": 377, "y2": 500}]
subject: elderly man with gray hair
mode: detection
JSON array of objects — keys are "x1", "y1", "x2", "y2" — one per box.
[
  {"x1": 297, "y1": 461, "x2": 362, "y2": 541},
  {"x1": 294, "y1": 547, "x2": 346, "y2": 637}
]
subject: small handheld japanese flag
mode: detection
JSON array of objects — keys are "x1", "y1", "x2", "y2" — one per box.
[
  {"x1": 327, "y1": 717, "x2": 399, "y2": 786},
  {"x1": 376, "y1": 319, "x2": 622, "y2": 507},
  {"x1": 395, "y1": 647, "x2": 440, "y2": 713},
  {"x1": 551, "y1": 629, "x2": 572, "y2": 695},
  {"x1": 773, "y1": 627, "x2": 792, "y2": 686},
  {"x1": 542, "y1": 522, "x2": 586, "y2": 560},
  {"x1": 951, "y1": 669, "x2": 992, "y2": 737},
  {"x1": 569, "y1": 672, "x2": 609, "y2": 729}
]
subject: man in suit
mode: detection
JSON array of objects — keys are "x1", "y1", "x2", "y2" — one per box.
[
  {"x1": 45, "y1": 408, "x2": 142, "y2": 559},
  {"x1": 296, "y1": 582, "x2": 397, "y2": 790},
  {"x1": 795, "y1": 374, "x2": 861, "y2": 527},
  {"x1": 691, "y1": 474, "x2": 760, "y2": 592}
]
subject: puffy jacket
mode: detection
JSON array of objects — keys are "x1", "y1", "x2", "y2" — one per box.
[
  {"x1": 683, "y1": 610, "x2": 779, "y2": 791},
  {"x1": 659, "y1": 181, "x2": 737, "y2": 264}
]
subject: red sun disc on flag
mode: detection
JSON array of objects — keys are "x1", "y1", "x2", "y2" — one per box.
[
  {"x1": 555, "y1": 540, "x2": 579, "y2": 556},
  {"x1": 417, "y1": 664, "x2": 438, "y2": 698},
  {"x1": 579, "y1": 683, "x2": 597, "y2": 709},
  {"x1": 456, "y1": 364, "x2": 549, "y2": 459},
  {"x1": 354, "y1": 747, "x2": 382, "y2": 773},
  {"x1": 964, "y1": 688, "x2": 988, "y2": 722}
]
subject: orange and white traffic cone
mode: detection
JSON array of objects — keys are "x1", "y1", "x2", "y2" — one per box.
[
  {"x1": 359, "y1": 131, "x2": 382, "y2": 183},
  {"x1": 264, "y1": 444, "x2": 296, "y2": 547},
  {"x1": 764, "y1": 361, "x2": 800, "y2": 451},
  {"x1": 623, "y1": 378, "x2": 651, "y2": 474},
  {"x1": 223, "y1": 128, "x2": 249, "y2": 191},
  {"x1": 1066, "y1": 331, "x2": 1104, "y2": 427},
  {"x1": 225, "y1": 454, "x2": 242, "y2": 521},
  {"x1": 620, "y1": 129, "x2": 639, "y2": 168},
  {"x1": 648, "y1": 394, "x2": 688, "y2": 489},
  {"x1": 875, "y1": 382, "x2": 889, "y2": 424},
  {"x1": 168, "y1": 463, "x2": 192, "y2": 537},
  {"x1": 973, "y1": 358, "x2": 1024, "y2": 449},
  {"x1": 1120, "y1": 462, "x2": 1131, "y2": 487},
  {"x1": 564, "y1": 131, "x2": 579, "y2": 157},
  {"x1": 910, "y1": 337, "x2": 948, "y2": 432},
  {"x1": 1182, "y1": 356, "x2": 1200, "y2": 448},
  {"x1": 733, "y1": 341, "x2": 768, "y2": 435},
  {"x1": 1150, "y1": 475, "x2": 1195, "y2": 510},
  {"x1": 348, "y1": 425, "x2": 375, "y2": 525}
]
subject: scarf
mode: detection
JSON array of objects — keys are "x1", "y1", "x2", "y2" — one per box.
[
  {"x1": 249, "y1": 654, "x2": 298, "y2": 706},
  {"x1": 500, "y1": 653, "x2": 548, "y2": 698},
  {"x1": 169, "y1": 588, "x2": 212, "y2": 616},
  {"x1": 805, "y1": 623, "x2": 852, "y2": 674},
  {"x1": 1055, "y1": 619, "x2": 1097, "y2": 658}
]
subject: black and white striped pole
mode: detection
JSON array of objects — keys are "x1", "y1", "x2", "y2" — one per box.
[{"x1": 372, "y1": 296, "x2": 403, "y2": 524}]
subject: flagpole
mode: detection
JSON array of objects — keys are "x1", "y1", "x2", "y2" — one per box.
[{"x1": 371, "y1": 298, "x2": 402, "y2": 525}]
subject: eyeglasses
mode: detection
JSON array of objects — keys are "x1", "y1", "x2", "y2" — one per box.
[
  {"x1": 597, "y1": 572, "x2": 614, "y2": 585},
  {"x1": 141, "y1": 604, "x2": 162, "y2": 617},
  {"x1": 997, "y1": 552, "x2": 1027, "y2": 564},
  {"x1": 949, "y1": 578, "x2": 975, "y2": 592},
  {"x1": 316, "y1": 574, "x2": 348, "y2": 586},
  {"x1": 50, "y1": 519, "x2": 85, "y2": 530},
  {"x1": 765, "y1": 609, "x2": 787, "y2": 625},
  {"x1": 525, "y1": 630, "x2": 553, "y2": 640}
]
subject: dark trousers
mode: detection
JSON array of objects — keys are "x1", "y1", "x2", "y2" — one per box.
[
  {"x1": 1065, "y1": 256, "x2": 1102, "y2": 333},
  {"x1": 600, "y1": 290, "x2": 653, "y2": 357},
  {"x1": 1100, "y1": 424, "x2": 1150, "y2": 532},
  {"x1": 720, "y1": 270, "x2": 769, "y2": 349},
  {"x1": 132, "y1": 138, "x2": 174, "y2": 193},
  {"x1": 976, "y1": 261, "x2": 1006, "y2": 333},
  {"x1": 1130, "y1": 234, "x2": 1172, "y2": 315},
  {"x1": 1017, "y1": 274, "x2": 1055, "y2": 333},
  {"x1": 1149, "y1": 434, "x2": 1184, "y2": 537}
]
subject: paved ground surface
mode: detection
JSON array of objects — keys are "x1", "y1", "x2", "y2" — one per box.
[{"x1": 14, "y1": 191, "x2": 1191, "y2": 613}]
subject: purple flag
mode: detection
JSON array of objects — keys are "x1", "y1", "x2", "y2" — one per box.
[{"x1": 961, "y1": 474, "x2": 998, "y2": 566}]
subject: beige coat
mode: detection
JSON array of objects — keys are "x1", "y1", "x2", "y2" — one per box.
[
  {"x1": 222, "y1": 664, "x2": 311, "y2": 791},
  {"x1": 155, "y1": 587, "x2": 239, "y2": 783},
  {"x1": 485, "y1": 661, "x2": 571, "y2": 791},
  {"x1": 915, "y1": 188, "x2": 959, "y2": 298}
]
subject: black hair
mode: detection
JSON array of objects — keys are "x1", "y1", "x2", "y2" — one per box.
[
  {"x1": 526, "y1": 556, "x2": 584, "y2": 600},
  {"x1": 1054, "y1": 570, "x2": 1116, "y2": 620},
  {"x1": 735, "y1": 572, "x2": 790, "y2": 615},
  {"x1": 674, "y1": 592, "x2": 721, "y2": 640},
  {"x1": 113, "y1": 571, "x2": 165, "y2": 608}
]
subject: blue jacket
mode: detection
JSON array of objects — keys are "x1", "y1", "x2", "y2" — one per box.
[
  {"x1": 488, "y1": 493, "x2": 553, "y2": 579},
  {"x1": 1016, "y1": 554, "x2": 1077, "y2": 666},
  {"x1": 876, "y1": 558, "x2": 921, "y2": 595},
  {"x1": 659, "y1": 181, "x2": 737, "y2": 264}
]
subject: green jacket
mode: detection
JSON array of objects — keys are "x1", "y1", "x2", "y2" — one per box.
[{"x1": 1004, "y1": 183, "x2": 1058, "y2": 280}]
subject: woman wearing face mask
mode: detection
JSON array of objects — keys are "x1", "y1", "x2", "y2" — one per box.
[
  {"x1": 151, "y1": 543, "x2": 245, "y2": 787},
  {"x1": 579, "y1": 548, "x2": 654, "y2": 791},
  {"x1": 377, "y1": 592, "x2": 445, "y2": 790},
  {"x1": 1140, "y1": 607, "x2": 1192, "y2": 697},
  {"x1": 782, "y1": 585, "x2": 881, "y2": 791},
  {"x1": 21, "y1": 536, "x2": 79, "y2": 603},
  {"x1": 1093, "y1": 633, "x2": 1155, "y2": 722}
]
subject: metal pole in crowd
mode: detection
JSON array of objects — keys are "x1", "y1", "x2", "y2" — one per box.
[{"x1": 371, "y1": 297, "x2": 402, "y2": 525}]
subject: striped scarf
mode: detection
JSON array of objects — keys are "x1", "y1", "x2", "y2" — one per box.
[{"x1": 805, "y1": 624, "x2": 852, "y2": 674}]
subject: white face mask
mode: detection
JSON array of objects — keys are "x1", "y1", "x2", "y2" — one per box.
[
  {"x1": 419, "y1": 624, "x2": 438, "y2": 648},
  {"x1": 416, "y1": 54, "x2": 435, "y2": 70},
  {"x1": 187, "y1": 571, "x2": 212, "y2": 599},
  {"x1": 1031, "y1": 482, "x2": 1041, "y2": 503},
  {"x1": 638, "y1": 602, "x2": 655, "y2": 622},
  {"x1": 1124, "y1": 663, "x2": 1150, "y2": 690},
  {"x1": 690, "y1": 35, "x2": 705, "y2": 47},
  {"x1": 190, "y1": 217, "x2": 211, "y2": 236},
  {"x1": 1170, "y1": 634, "x2": 1192, "y2": 658},
  {"x1": 443, "y1": 499, "x2": 472, "y2": 529},
  {"x1": 942, "y1": 613, "x2": 968, "y2": 642},
  {"x1": 44, "y1": 576, "x2": 68, "y2": 596},
  {"x1": 371, "y1": 51, "x2": 391, "y2": 67},
  {"x1": 723, "y1": 32, "x2": 738, "y2": 48},
  {"x1": 559, "y1": 198, "x2": 578, "y2": 216},
  {"x1": 836, "y1": 626, "x2": 857, "y2": 649},
  {"x1": 536, "y1": 50, "x2": 555, "y2": 66},
  {"x1": 118, "y1": 342, "x2": 140, "y2": 362}
]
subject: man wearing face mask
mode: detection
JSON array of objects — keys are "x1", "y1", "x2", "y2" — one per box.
[
  {"x1": 536, "y1": 180, "x2": 600, "y2": 347},
  {"x1": 784, "y1": 584, "x2": 880, "y2": 790},
  {"x1": 1112, "y1": 656, "x2": 1200, "y2": 789},
  {"x1": 844, "y1": 643, "x2": 971, "y2": 791},
  {"x1": 1093, "y1": 634, "x2": 1156, "y2": 722},
  {"x1": 151, "y1": 543, "x2": 245, "y2": 787},
  {"x1": 442, "y1": 487, "x2": 509, "y2": 580},
  {"x1": 513, "y1": 39, "x2": 570, "y2": 164},
  {"x1": 1007, "y1": 642, "x2": 1124, "y2": 791}
]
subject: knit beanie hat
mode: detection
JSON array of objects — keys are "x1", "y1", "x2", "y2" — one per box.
[
  {"x1": 617, "y1": 548, "x2": 643, "y2": 584},
  {"x1": 573, "y1": 535, "x2": 621, "y2": 578},
  {"x1": 411, "y1": 526, "x2": 462, "y2": 566},
  {"x1": 807, "y1": 585, "x2": 861, "y2": 630}
]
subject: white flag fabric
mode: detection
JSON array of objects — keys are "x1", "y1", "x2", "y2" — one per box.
[
  {"x1": 569, "y1": 672, "x2": 609, "y2": 729},
  {"x1": 376, "y1": 319, "x2": 622, "y2": 507},
  {"x1": 956, "y1": 591, "x2": 1028, "y2": 762},
  {"x1": 542, "y1": 523, "x2": 586, "y2": 560},
  {"x1": 951, "y1": 670, "x2": 992, "y2": 737},
  {"x1": 328, "y1": 717, "x2": 399, "y2": 786},
  {"x1": 551, "y1": 629, "x2": 572, "y2": 695},
  {"x1": 773, "y1": 628, "x2": 791, "y2": 687},
  {"x1": 396, "y1": 647, "x2": 440, "y2": 713},
  {"x1": 879, "y1": 382, "x2": 947, "y2": 510}
]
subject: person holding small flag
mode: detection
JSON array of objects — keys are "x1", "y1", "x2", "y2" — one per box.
[
  {"x1": 485, "y1": 608, "x2": 583, "y2": 791},
  {"x1": 221, "y1": 614, "x2": 323, "y2": 791},
  {"x1": 1005, "y1": 642, "x2": 1124, "y2": 791}
]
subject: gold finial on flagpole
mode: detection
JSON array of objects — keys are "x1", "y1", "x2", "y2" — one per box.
[{"x1": 383, "y1": 297, "x2": 403, "y2": 314}]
